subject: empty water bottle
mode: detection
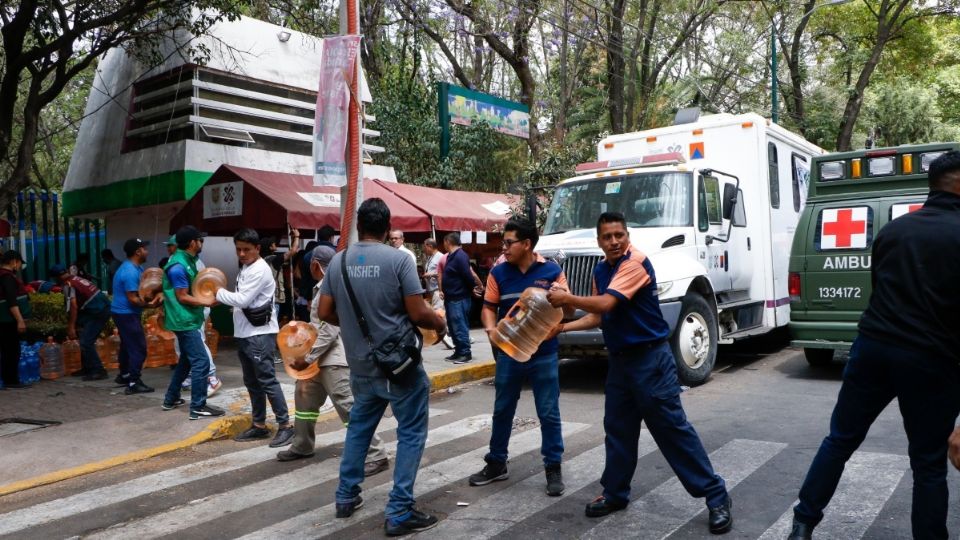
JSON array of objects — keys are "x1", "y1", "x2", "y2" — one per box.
[
  {"x1": 489, "y1": 288, "x2": 563, "y2": 362},
  {"x1": 40, "y1": 337, "x2": 65, "y2": 380}
]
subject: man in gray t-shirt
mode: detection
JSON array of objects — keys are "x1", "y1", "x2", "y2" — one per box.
[
  {"x1": 320, "y1": 239, "x2": 423, "y2": 377},
  {"x1": 318, "y1": 198, "x2": 446, "y2": 535}
]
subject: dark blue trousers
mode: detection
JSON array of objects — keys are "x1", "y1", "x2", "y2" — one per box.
[
  {"x1": 112, "y1": 313, "x2": 146, "y2": 381},
  {"x1": 795, "y1": 335, "x2": 960, "y2": 539},
  {"x1": 601, "y1": 342, "x2": 727, "y2": 508}
]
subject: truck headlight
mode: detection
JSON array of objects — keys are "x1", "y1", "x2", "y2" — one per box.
[{"x1": 656, "y1": 281, "x2": 673, "y2": 297}]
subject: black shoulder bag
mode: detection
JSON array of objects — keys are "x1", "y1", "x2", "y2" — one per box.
[{"x1": 339, "y1": 248, "x2": 423, "y2": 385}]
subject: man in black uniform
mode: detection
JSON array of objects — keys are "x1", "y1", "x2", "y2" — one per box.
[{"x1": 788, "y1": 151, "x2": 960, "y2": 540}]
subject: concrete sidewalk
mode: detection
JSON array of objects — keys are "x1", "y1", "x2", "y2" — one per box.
[{"x1": 0, "y1": 328, "x2": 493, "y2": 495}]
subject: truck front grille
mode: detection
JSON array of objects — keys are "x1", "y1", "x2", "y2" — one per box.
[{"x1": 558, "y1": 255, "x2": 603, "y2": 297}]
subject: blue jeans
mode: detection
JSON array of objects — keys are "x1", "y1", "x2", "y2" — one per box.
[
  {"x1": 487, "y1": 351, "x2": 563, "y2": 466},
  {"x1": 336, "y1": 367, "x2": 430, "y2": 520},
  {"x1": 444, "y1": 297, "x2": 472, "y2": 357},
  {"x1": 601, "y1": 342, "x2": 727, "y2": 507},
  {"x1": 113, "y1": 313, "x2": 146, "y2": 380},
  {"x1": 164, "y1": 329, "x2": 210, "y2": 410},
  {"x1": 78, "y1": 308, "x2": 110, "y2": 372},
  {"x1": 795, "y1": 335, "x2": 960, "y2": 539}
]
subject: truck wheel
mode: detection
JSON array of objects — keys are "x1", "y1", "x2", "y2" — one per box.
[
  {"x1": 803, "y1": 348, "x2": 834, "y2": 367},
  {"x1": 670, "y1": 294, "x2": 718, "y2": 386}
]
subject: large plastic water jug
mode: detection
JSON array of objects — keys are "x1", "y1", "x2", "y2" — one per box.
[
  {"x1": 419, "y1": 308, "x2": 446, "y2": 347},
  {"x1": 277, "y1": 321, "x2": 319, "y2": 380},
  {"x1": 139, "y1": 267, "x2": 164, "y2": 301},
  {"x1": 193, "y1": 268, "x2": 227, "y2": 301},
  {"x1": 62, "y1": 339, "x2": 81, "y2": 374},
  {"x1": 39, "y1": 337, "x2": 64, "y2": 379},
  {"x1": 489, "y1": 288, "x2": 563, "y2": 362},
  {"x1": 205, "y1": 321, "x2": 220, "y2": 358}
]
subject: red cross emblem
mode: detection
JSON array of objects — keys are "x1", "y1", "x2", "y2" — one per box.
[
  {"x1": 821, "y1": 207, "x2": 869, "y2": 249},
  {"x1": 891, "y1": 202, "x2": 922, "y2": 221}
]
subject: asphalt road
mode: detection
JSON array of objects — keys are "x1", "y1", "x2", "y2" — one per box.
[{"x1": 2, "y1": 337, "x2": 959, "y2": 539}]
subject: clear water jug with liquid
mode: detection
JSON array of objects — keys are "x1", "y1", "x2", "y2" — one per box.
[{"x1": 489, "y1": 288, "x2": 563, "y2": 362}]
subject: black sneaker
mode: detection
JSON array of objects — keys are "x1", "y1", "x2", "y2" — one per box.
[
  {"x1": 384, "y1": 509, "x2": 439, "y2": 536},
  {"x1": 189, "y1": 404, "x2": 225, "y2": 420},
  {"x1": 234, "y1": 426, "x2": 271, "y2": 441},
  {"x1": 124, "y1": 380, "x2": 154, "y2": 395},
  {"x1": 452, "y1": 355, "x2": 473, "y2": 365},
  {"x1": 269, "y1": 426, "x2": 295, "y2": 448},
  {"x1": 335, "y1": 496, "x2": 363, "y2": 518},
  {"x1": 82, "y1": 369, "x2": 109, "y2": 381},
  {"x1": 71, "y1": 368, "x2": 88, "y2": 377},
  {"x1": 468, "y1": 459, "x2": 508, "y2": 486},
  {"x1": 545, "y1": 463, "x2": 564, "y2": 496},
  {"x1": 161, "y1": 398, "x2": 185, "y2": 410},
  {"x1": 114, "y1": 374, "x2": 130, "y2": 386}
]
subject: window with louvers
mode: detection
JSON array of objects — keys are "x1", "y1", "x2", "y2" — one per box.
[
  {"x1": 123, "y1": 66, "x2": 315, "y2": 155},
  {"x1": 559, "y1": 255, "x2": 604, "y2": 297}
]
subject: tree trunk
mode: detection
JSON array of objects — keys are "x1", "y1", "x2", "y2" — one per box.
[
  {"x1": 360, "y1": 0, "x2": 384, "y2": 84},
  {"x1": 606, "y1": 0, "x2": 626, "y2": 134},
  {"x1": 835, "y1": 31, "x2": 887, "y2": 151}
]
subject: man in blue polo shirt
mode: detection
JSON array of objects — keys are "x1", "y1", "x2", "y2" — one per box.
[
  {"x1": 468, "y1": 217, "x2": 570, "y2": 497},
  {"x1": 547, "y1": 212, "x2": 732, "y2": 535},
  {"x1": 112, "y1": 238, "x2": 161, "y2": 394}
]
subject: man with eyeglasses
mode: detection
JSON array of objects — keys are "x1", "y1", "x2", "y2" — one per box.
[
  {"x1": 468, "y1": 217, "x2": 571, "y2": 496},
  {"x1": 388, "y1": 230, "x2": 417, "y2": 267}
]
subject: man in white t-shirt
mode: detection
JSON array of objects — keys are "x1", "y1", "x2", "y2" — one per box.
[
  {"x1": 214, "y1": 228, "x2": 292, "y2": 448},
  {"x1": 422, "y1": 238, "x2": 443, "y2": 310},
  {"x1": 388, "y1": 230, "x2": 417, "y2": 266}
]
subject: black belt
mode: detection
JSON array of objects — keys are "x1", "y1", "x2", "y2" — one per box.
[{"x1": 612, "y1": 339, "x2": 667, "y2": 357}]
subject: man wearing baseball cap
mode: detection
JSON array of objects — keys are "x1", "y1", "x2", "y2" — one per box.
[
  {"x1": 160, "y1": 226, "x2": 224, "y2": 420},
  {"x1": 276, "y1": 244, "x2": 389, "y2": 475},
  {"x1": 111, "y1": 238, "x2": 160, "y2": 394},
  {"x1": 50, "y1": 261, "x2": 112, "y2": 380}
]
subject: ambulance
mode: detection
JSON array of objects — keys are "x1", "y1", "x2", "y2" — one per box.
[
  {"x1": 787, "y1": 143, "x2": 958, "y2": 365},
  {"x1": 535, "y1": 112, "x2": 823, "y2": 385}
]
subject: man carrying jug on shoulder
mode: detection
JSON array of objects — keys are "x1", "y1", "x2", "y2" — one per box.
[{"x1": 468, "y1": 217, "x2": 571, "y2": 497}]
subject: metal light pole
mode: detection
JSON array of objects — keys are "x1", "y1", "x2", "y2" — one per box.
[{"x1": 770, "y1": 0, "x2": 851, "y2": 124}]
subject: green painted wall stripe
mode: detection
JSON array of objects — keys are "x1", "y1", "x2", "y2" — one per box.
[{"x1": 62, "y1": 170, "x2": 212, "y2": 216}]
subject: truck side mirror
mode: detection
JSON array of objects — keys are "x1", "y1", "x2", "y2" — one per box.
[{"x1": 722, "y1": 183, "x2": 738, "y2": 220}]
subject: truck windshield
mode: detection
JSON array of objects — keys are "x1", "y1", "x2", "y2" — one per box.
[{"x1": 543, "y1": 172, "x2": 693, "y2": 234}]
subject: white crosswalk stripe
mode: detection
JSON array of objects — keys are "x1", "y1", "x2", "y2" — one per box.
[
  {"x1": 582, "y1": 439, "x2": 787, "y2": 540},
  {"x1": 87, "y1": 413, "x2": 486, "y2": 540},
  {"x1": 0, "y1": 408, "x2": 449, "y2": 537},
  {"x1": 2, "y1": 420, "x2": 924, "y2": 540},
  {"x1": 757, "y1": 451, "x2": 910, "y2": 540},
  {"x1": 240, "y1": 421, "x2": 591, "y2": 539},
  {"x1": 418, "y1": 430, "x2": 658, "y2": 539}
]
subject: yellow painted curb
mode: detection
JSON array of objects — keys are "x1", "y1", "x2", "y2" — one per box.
[
  {"x1": 429, "y1": 360, "x2": 496, "y2": 392},
  {"x1": 0, "y1": 361, "x2": 496, "y2": 497},
  {"x1": 0, "y1": 414, "x2": 247, "y2": 497}
]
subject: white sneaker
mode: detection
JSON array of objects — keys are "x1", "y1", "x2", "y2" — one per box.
[
  {"x1": 207, "y1": 376, "x2": 222, "y2": 397},
  {"x1": 181, "y1": 379, "x2": 191, "y2": 389}
]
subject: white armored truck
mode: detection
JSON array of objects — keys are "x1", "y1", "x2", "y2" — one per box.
[{"x1": 536, "y1": 113, "x2": 823, "y2": 385}]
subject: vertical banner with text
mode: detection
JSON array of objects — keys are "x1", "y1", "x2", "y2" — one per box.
[{"x1": 313, "y1": 35, "x2": 361, "y2": 187}]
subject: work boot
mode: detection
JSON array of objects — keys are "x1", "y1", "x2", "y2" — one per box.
[
  {"x1": 708, "y1": 495, "x2": 733, "y2": 534},
  {"x1": 545, "y1": 463, "x2": 564, "y2": 496},
  {"x1": 364, "y1": 458, "x2": 389, "y2": 477},
  {"x1": 787, "y1": 518, "x2": 814, "y2": 540},
  {"x1": 468, "y1": 458, "x2": 508, "y2": 486}
]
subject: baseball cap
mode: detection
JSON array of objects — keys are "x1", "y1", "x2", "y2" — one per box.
[
  {"x1": 1, "y1": 250, "x2": 25, "y2": 264},
  {"x1": 123, "y1": 238, "x2": 150, "y2": 257},
  {"x1": 165, "y1": 235, "x2": 177, "y2": 246},
  {"x1": 48, "y1": 263, "x2": 68, "y2": 278},
  {"x1": 311, "y1": 245, "x2": 336, "y2": 269},
  {"x1": 175, "y1": 226, "x2": 207, "y2": 247}
]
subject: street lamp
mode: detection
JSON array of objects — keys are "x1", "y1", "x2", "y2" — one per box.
[{"x1": 771, "y1": 0, "x2": 852, "y2": 123}]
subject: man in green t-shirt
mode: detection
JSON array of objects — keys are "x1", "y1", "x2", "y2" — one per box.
[{"x1": 161, "y1": 226, "x2": 225, "y2": 420}]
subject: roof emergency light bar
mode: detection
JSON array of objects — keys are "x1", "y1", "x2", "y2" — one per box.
[{"x1": 575, "y1": 151, "x2": 687, "y2": 174}]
